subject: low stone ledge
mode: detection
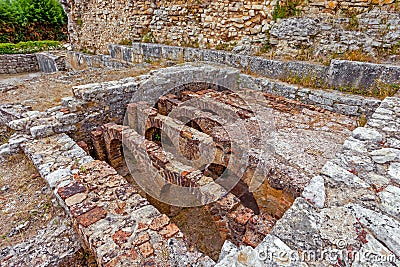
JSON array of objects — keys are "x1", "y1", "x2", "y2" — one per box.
[
  {"x1": 22, "y1": 133, "x2": 214, "y2": 266},
  {"x1": 66, "y1": 51, "x2": 131, "y2": 70},
  {"x1": 110, "y1": 43, "x2": 400, "y2": 95},
  {"x1": 0, "y1": 54, "x2": 39, "y2": 74}
]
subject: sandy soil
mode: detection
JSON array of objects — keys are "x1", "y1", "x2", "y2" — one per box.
[
  {"x1": 0, "y1": 65, "x2": 160, "y2": 111},
  {"x1": 0, "y1": 153, "x2": 57, "y2": 248}
]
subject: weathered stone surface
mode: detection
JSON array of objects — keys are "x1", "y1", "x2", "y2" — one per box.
[
  {"x1": 0, "y1": 216, "x2": 83, "y2": 267},
  {"x1": 378, "y1": 185, "x2": 400, "y2": 219},
  {"x1": 352, "y1": 234, "x2": 400, "y2": 267},
  {"x1": 270, "y1": 198, "x2": 322, "y2": 251},
  {"x1": 352, "y1": 127, "x2": 383, "y2": 142},
  {"x1": 318, "y1": 206, "x2": 358, "y2": 245},
  {"x1": 388, "y1": 162, "x2": 400, "y2": 184},
  {"x1": 30, "y1": 125, "x2": 54, "y2": 138},
  {"x1": 370, "y1": 148, "x2": 400, "y2": 163},
  {"x1": 346, "y1": 204, "x2": 400, "y2": 258},
  {"x1": 302, "y1": 175, "x2": 325, "y2": 208},
  {"x1": 0, "y1": 54, "x2": 39, "y2": 74},
  {"x1": 322, "y1": 161, "x2": 369, "y2": 188},
  {"x1": 216, "y1": 235, "x2": 303, "y2": 267},
  {"x1": 328, "y1": 60, "x2": 400, "y2": 94},
  {"x1": 36, "y1": 52, "x2": 66, "y2": 73}
]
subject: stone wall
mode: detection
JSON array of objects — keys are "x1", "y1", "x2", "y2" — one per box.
[
  {"x1": 36, "y1": 52, "x2": 67, "y2": 73},
  {"x1": 0, "y1": 54, "x2": 39, "y2": 74},
  {"x1": 66, "y1": 51, "x2": 131, "y2": 70},
  {"x1": 107, "y1": 43, "x2": 398, "y2": 116},
  {"x1": 61, "y1": 0, "x2": 399, "y2": 59}
]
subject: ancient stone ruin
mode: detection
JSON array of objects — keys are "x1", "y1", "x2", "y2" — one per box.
[{"x1": 1, "y1": 0, "x2": 400, "y2": 266}]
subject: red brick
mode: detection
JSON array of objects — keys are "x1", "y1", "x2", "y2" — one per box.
[
  {"x1": 149, "y1": 214, "x2": 170, "y2": 231},
  {"x1": 138, "y1": 242, "x2": 154, "y2": 258},
  {"x1": 229, "y1": 208, "x2": 254, "y2": 225},
  {"x1": 112, "y1": 229, "x2": 132, "y2": 246},
  {"x1": 160, "y1": 223, "x2": 179, "y2": 238},
  {"x1": 70, "y1": 201, "x2": 97, "y2": 217},
  {"x1": 133, "y1": 232, "x2": 150, "y2": 246},
  {"x1": 75, "y1": 206, "x2": 107, "y2": 227},
  {"x1": 57, "y1": 181, "x2": 86, "y2": 199}
]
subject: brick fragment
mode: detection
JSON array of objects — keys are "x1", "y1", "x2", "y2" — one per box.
[
  {"x1": 138, "y1": 242, "x2": 154, "y2": 258},
  {"x1": 57, "y1": 181, "x2": 86, "y2": 199},
  {"x1": 75, "y1": 206, "x2": 107, "y2": 227},
  {"x1": 149, "y1": 214, "x2": 170, "y2": 231},
  {"x1": 133, "y1": 232, "x2": 150, "y2": 246},
  {"x1": 160, "y1": 223, "x2": 179, "y2": 238},
  {"x1": 112, "y1": 229, "x2": 132, "y2": 246}
]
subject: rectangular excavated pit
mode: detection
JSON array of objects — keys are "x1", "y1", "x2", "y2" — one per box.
[{"x1": 78, "y1": 85, "x2": 356, "y2": 260}]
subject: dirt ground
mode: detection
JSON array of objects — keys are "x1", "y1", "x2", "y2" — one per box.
[
  {"x1": 0, "y1": 65, "x2": 161, "y2": 111},
  {"x1": 0, "y1": 153, "x2": 57, "y2": 248}
]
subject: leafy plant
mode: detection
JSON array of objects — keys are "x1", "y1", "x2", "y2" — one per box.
[
  {"x1": 272, "y1": 0, "x2": 302, "y2": 21},
  {"x1": 142, "y1": 31, "x2": 156, "y2": 43},
  {"x1": 0, "y1": 0, "x2": 67, "y2": 43},
  {"x1": 0, "y1": 40, "x2": 62, "y2": 54}
]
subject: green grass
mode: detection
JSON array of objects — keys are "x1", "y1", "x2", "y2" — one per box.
[
  {"x1": 272, "y1": 0, "x2": 302, "y2": 21},
  {"x1": 0, "y1": 40, "x2": 62, "y2": 54}
]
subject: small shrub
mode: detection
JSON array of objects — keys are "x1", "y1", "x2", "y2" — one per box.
[
  {"x1": 76, "y1": 18, "x2": 83, "y2": 27},
  {"x1": 0, "y1": 40, "x2": 62, "y2": 54},
  {"x1": 260, "y1": 41, "x2": 272, "y2": 54},
  {"x1": 272, "y1": 0, "x2": 302, "y2": 21},
  {"x1": 356, "y1": 114, "x2": 367, "y2": 127},
  {"x1": 343, "y1": 10, "x2": 360, "y2": 31},
  {"x1": 342, "y1": 49, "x2": 374, "y2": 62},
  {"x1": 142, "y1": 31, "x2": 157, "y2": 43},
  {"x1": 215, "y1": 43, "x2": 232, "y2": 51},
  {"x1": 119, "y1": 39, "x2": 133, "y2": 46}
]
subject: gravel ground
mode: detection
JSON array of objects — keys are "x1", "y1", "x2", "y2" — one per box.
[
  {"x1": 0, "y1": 153, "x2": 57, "y2": 248},
  {"x1": 0, "y1": 64, "x2": 162, "y2": 111}
]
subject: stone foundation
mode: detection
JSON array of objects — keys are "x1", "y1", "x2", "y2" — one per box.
[{"x1": 0, "y1": 54, "x2": 39, "y2": 74}]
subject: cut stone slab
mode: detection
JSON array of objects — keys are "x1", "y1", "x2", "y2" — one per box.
[
  {"x1": 215, "y1": 235, "x2": 303, "y2": 267},
  {"x1": 343, "y1": 138, "x2": 368, "y2": 153},
  {"x1": 253, "y1": 235, "x2": 303, "y2": 267},
  {"x1": 217, "y1": 240, "x2": 238, "y2": 263},
  {"x1": 378, "y1": 185, "x2": 400, "y2": 219},
  {"x1": 302, "y1": 175, "x2": 325, "y2": 208},
  {"x1": 352, "y1": 127, "x2": 383, "y2": 143},
  {"x1": 352, "y1": 234, "x2": 400, "y2": 267},
  {"x1": 322, "y1": 161, "x2": 369, "y2": 188},
  {"x1": 318, "y1": 206, "x2": 358, "y2": 246},
  {"x1": 370, "y1": 148, "x2": 400, "y2": 164},
  {"x1": 30, "y1": 125, "x2": 54, "y2": 138},
  {"x1": 346, "y1": 204, "x2": 400, "y2": 258},
  {"x1": 270, "y1": 198, "x2": 322, "y2": 251},
  {"x1": 388, "y1": 162, "x2": 400, "y2": 184},
  {"x1": 363, "y1": 173, "x2": 391, "y2": 189}
]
